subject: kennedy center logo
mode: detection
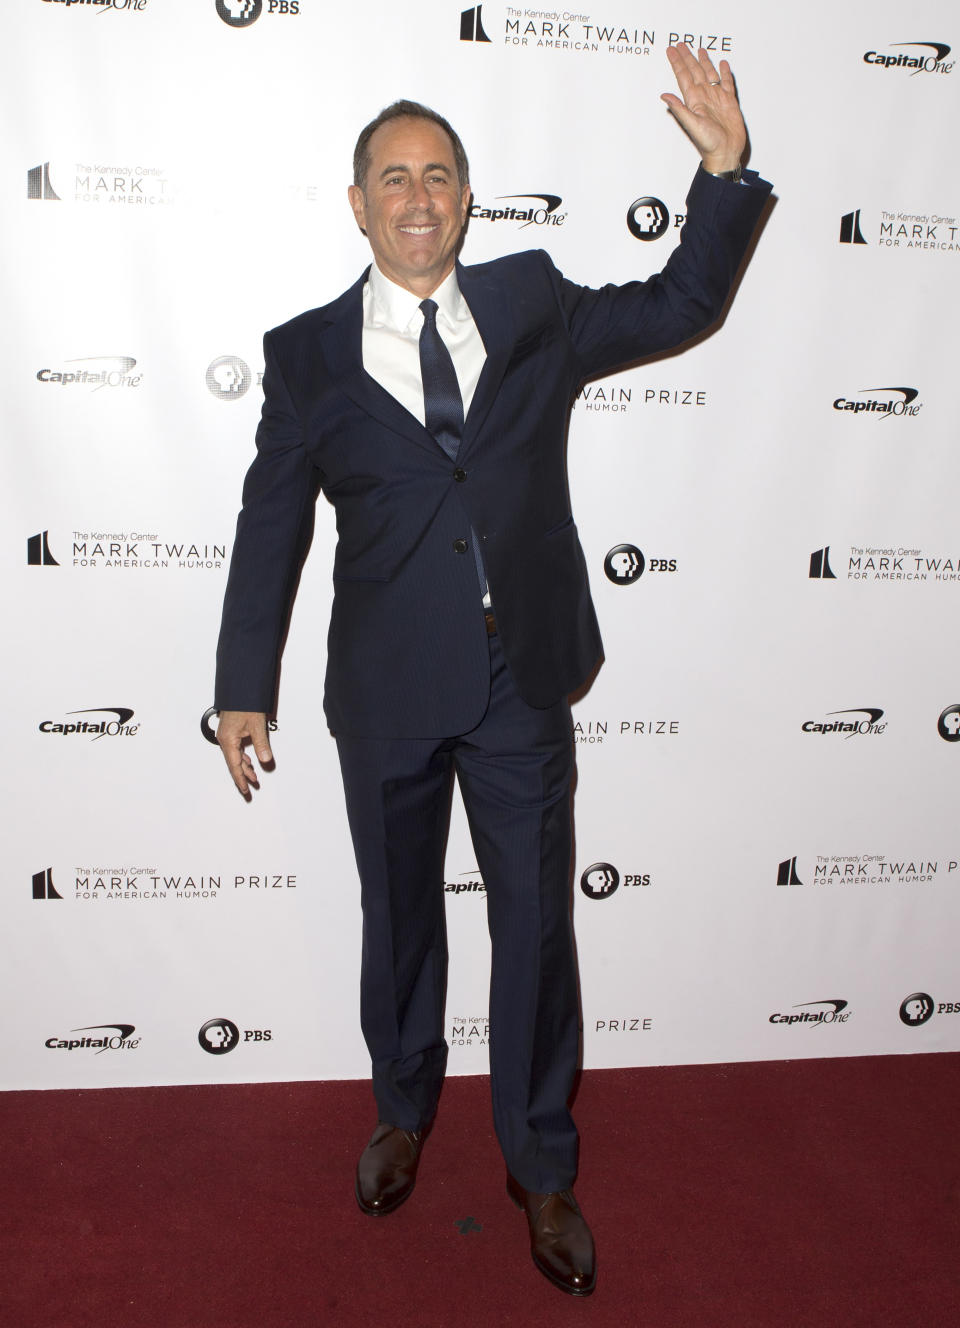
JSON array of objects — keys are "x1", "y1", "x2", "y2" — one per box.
[
  {"x1": 460, "y1": 6, "x2": 491, "y2": 42},
  {"x1": 809, "y1": 547, "x2": 836, "y2": 579},
  {"x1": 27, "y1": 163, "x2": 60, "y2": 201},
  {"x1": 839, "y1": 210, "x2": 867, "y2": 245}
]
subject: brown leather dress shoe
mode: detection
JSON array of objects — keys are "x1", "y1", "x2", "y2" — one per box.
[
  {"x1": 507, "y1": 1173, "x2": 597, "y2": 1296},
  {"x1": 355, "y1": 1122, "x2": 425, "y2": 1216}
]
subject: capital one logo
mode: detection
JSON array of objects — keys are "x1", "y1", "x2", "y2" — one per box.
[
  {"x1": 604, "y1": 544, "x2": 644, "y2": 583},
  {"x1": 899, "y1": 993, "x2": 934, "y2": 1026},
  {"x1": 937, "y1": 705, "x2": 960, "y2": 742},
  {"x1": 580, "y1": 862, "x2": 620, "y2": 899},
  {"x1": 216, "y1": 0, "x2": 262, "y2": 25},
  {"x1": 627, "y1": 197, "x2": 670, "y2": 240},
  {"x1": 198, "y1": 1018, "x2": 240, "y2": 1054}
]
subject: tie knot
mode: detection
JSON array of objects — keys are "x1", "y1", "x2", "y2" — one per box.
[{"x1": 420, "y1": 298, "x2": 439, "y2": 327}]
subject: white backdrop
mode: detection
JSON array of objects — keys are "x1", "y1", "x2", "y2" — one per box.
[{"x1": 3, "y1": 0, "x2": 959, "y2": 1091}]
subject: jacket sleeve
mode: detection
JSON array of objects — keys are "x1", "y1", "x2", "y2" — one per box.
[
  {"x1": 558, "y1": 166, "x2": 772, "y2": 379},
  {"x1": 214, "y1": 330, "x2": 321, "y2": 713}
]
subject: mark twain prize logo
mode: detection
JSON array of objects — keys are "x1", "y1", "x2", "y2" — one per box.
[
  {"x1": 593, "y1": 1015, "x2": 652, "y2": 1033},
  {"x1": 35, "y1": 864, "x2": 298, "y2": 905},
  {"x1": 777, "y1": 854, "x2": 955, "y2": 888},
  {"x1": 450, "y1": 1015, "x2": 489, "y2": 1046},
  {"x1": 573, "y1": 381, "x2": 708, "y2": 413},
  {"x1": 810, "y1": 545, "x2": 960, "y2": 585},
  {"x1": 489, "y1": 14, "x2": 732, "y2": 60},
  {"x1": 862, "y1": 41, "x2": 953, "y2": 76},
  {"x1": 26, "y1": 528, "x2": 227, "y2": 572},
  {"x1": 840, "y1": 206, "x2": 959, "y2": 253},
  {"x1": 28, "y1": 159, "x2": 173, "y2": 207},
  {"x1": 573, "y1": 716, "x2": 679, "y2": 745},
  {"x1": 832, "y1": 386, "x2": 922, "y2": 420}
]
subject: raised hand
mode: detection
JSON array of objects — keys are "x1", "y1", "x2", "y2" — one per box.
[{"x1": 661, "y1": 43, "x2": 747, "y2": 174}]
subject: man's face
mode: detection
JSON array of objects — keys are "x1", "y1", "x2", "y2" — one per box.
[{"x1": 347, "y1": 117, "x2": 470, "y2": 297}]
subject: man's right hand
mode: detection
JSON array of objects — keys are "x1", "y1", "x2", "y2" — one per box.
[{"x1": 216, "y1": 710, "x2": 274, "y2": 797}]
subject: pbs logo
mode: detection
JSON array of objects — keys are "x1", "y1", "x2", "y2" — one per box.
[
  {"x1": 603, "y1": 545, "x2": 677, "y2": 585},
  {"x1": 579, "y1": 864, "x2": 650, "y2": 900},
  {"x1": 604, "y1": 545, "x2": 644, "y2": 584},
  {"x1": 627, "y1": 196, "x2": 670, "y2": 241},
  {"x1": 898, "y1": 993, "x2": 934, "y2": 1027},
  {"x1": 581, "y1": 863, "x2": 620, "y2": 899}
]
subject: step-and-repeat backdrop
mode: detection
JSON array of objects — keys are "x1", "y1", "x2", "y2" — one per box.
[{"x1": 3, "y1": 1, "x2": 958, "y2": 1090}]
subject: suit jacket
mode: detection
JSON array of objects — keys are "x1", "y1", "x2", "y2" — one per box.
[{"x1": 215, "y1": 166, "x2": 771, "y2": 738}]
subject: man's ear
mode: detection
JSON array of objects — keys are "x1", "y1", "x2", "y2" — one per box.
[
  {"x1": 460, "y1": 183, "x2": 471, "y2": 225},
  {"x1": 347, "y1": 184, "x2": 367, "y2": 236}
]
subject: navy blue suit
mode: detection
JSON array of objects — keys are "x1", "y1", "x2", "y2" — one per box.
[{"x1": 216, "y1": 166, "x2": 771, "y2": 1189}]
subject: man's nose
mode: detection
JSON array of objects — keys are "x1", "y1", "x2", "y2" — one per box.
[{"x1": 407, "y1": 179, "x2": 433, "y2": 209}]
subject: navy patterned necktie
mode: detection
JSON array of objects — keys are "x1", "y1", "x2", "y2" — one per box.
[
  {"x1": 418, "y1": 298, "x2": 487, "y2": 594},
  {"x1": 418, "y1": 298, "x2": 463, "y2": 460}
]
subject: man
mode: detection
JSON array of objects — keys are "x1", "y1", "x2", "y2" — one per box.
[{"x1": 215, "y1": 44, "x2": 770, "y2": 1297}]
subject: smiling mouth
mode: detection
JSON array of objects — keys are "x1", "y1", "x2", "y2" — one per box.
[{"x1": 398, "y1": 224, "x2": 439, "y2": 235}]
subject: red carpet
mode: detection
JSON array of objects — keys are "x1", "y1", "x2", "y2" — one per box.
[{"x1": 2, "y1": 1056, "x2": 958, "y2": 1327}]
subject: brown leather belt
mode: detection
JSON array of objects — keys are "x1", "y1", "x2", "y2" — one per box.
[{"x1": 484, "y1": 610, "x2": 497, "y2": 637}]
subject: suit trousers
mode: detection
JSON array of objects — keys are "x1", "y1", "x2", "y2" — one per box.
[{"x1": 335, "y1": 630, "x2": 580, "y2": 1192}]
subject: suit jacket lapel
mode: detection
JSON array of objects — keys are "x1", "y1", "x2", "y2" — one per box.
[
  {"x1": 318, "y1": 271, "x2": 441, "y2": 457},
  {"x1": 457, "y1": 260, "x2": 515, "y2": 456},
  {"x1": 318, "y1": 261, "x2": 517, "y2": 462}
]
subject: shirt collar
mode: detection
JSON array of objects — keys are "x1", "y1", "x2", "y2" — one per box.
[{"x1": 366, "y1": 261, "x2": 468, "y2": 335}]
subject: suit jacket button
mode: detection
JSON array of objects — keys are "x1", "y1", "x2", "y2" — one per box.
[
  {"x1": 453, "y1": 538, "x2": 468, "y2": 554},
  {"x1": 453, "y1": 467, "x2": 467, "y2": 483}
]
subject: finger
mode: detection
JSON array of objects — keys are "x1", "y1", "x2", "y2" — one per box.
[
  {"x1": 224, "y1": 740, "x2": 256, "y2": 796},
  {"x1": 248, "y1": 716, "x2": 274, "y2": 766},
  {"x1": 696, "y1": 46, "x2": 721, "y2": 85},
  {"x1": 666, "y1": 41, "x2": 702, "y2": 96}
]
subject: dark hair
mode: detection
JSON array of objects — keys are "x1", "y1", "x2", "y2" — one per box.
[{"x1": 352, "y1": 100, "x2": 470, "y2": 191}]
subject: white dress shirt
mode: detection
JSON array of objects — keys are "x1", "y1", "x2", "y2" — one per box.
[
  {"x1": 361, "y1": 262, "x2": 487, "y2": 425},
  {"x1": 361, "y1": 261, "x2": 490, "y2": 605}
]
